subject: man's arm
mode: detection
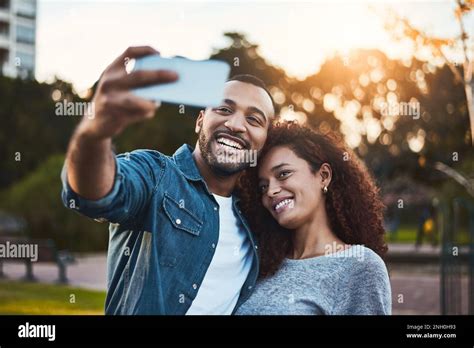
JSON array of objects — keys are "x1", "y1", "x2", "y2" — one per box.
[
  {"x1": 65, "y1": 46, "x2": 178, "y2": 201},
  {"x1": 66, "y1": 130, "x2": 115, "y2": 201}
]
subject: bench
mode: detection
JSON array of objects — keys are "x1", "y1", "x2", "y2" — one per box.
[{"x1": 0, "y1": 236, "x2": 75, "y2": 283}]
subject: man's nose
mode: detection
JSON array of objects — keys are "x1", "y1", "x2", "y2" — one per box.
[{"x1": 224, "y1": 113, "x2": 246, "y2": 133}]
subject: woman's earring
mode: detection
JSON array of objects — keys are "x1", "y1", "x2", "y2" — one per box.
[{"x1": 323, "y1": 186, "x2": 328, "y2": 194}]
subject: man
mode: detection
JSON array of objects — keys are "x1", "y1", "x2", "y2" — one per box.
[{"x1": 61, "y1": 46, "x2": 276, "y2": 314}]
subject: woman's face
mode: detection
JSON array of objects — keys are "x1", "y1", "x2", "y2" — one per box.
[{"x1": 258, "y1": 146, "x2": 329, "y2": 229}]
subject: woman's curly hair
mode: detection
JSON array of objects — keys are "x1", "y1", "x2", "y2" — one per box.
[{"x1": 237, "y1": 121, "x2": 387, "y2": 278}]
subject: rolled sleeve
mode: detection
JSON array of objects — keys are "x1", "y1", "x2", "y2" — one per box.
[{"x1": 61, "y1": 150, "x2": 165, "y2": 226}]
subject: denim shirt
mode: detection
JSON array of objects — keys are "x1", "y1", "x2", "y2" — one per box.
[{"x1": 61, "y1": 144, "x2": 259, "y2": 315}]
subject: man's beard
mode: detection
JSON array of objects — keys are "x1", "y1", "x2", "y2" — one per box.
[{"x1": 198, "y1": 129, "x2": 251, "y2": 176}]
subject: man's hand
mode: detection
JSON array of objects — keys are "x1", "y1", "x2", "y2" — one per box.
[
  {"x1": 77, "y1": 46, "x2": 178, "y2": 140},
  {"x1": 66, "y1": 46, "x2": 177, "y2": 200}
]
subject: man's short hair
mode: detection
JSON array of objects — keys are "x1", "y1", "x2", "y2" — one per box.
[{"x1": 227, "y1": 74, "x2": 277, "y2": 115}]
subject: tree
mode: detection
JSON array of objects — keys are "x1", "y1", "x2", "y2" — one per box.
[
  {"x1": 0, "y1": 155, "x2": 108, "y2": 251},
  {"x1": 0, "y1": 76, "x2": 78, "y2": 189},
  {"x1": 381, "y1": 0, "x2": 473, "y2": 195}
]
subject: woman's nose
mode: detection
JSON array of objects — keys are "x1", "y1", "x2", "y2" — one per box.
[{"x1": 267, "y1": 182, "x2": 281, "y2": 197}]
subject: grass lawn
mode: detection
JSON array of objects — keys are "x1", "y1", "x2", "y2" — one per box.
[
  {"x1": 386, "y1": 226, "x2": 419, "y2": 243},
  {"x1": 0, "y1": 280, "x2": 106, "y2": 315},
  {"x1": 386, "y1": 225, "x2": 470, "y2": 245}
]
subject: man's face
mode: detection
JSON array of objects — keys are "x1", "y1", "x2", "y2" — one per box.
[{"x1": 195, "y1": 80, "x2": 275, "y2": 176}]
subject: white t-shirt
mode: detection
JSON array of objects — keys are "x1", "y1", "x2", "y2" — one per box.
[{"x1": 186, "y1": 194, "x2": 254, "y2": 315}]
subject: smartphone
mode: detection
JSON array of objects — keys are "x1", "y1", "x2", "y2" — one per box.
[{"x1": 132, "y1": 55, "x2": 230, "y2": 108}]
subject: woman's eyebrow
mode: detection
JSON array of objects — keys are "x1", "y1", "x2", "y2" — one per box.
[{"x1": 271, "y1": 163, "x2": 290, "y2": 172}]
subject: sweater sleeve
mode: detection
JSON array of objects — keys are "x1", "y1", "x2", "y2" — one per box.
[{"x1": 332, "y1": 248, "x2": 392, "y2": 315}]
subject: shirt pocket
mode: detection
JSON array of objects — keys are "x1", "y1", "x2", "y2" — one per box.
[{"x1": 162, "y1": 192, "x2": 203, "y2": 236}]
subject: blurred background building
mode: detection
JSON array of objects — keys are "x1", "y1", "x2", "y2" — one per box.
[{"x1": 0, "y1": 0, "x2": 36, "y2": 79}]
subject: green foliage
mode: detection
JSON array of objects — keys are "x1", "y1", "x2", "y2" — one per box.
[
  {"x1": 0, "y1": 77, "x2": 78, "y2": 190},
  {"x1": 117, "y1": 103, "x2": 199, "y2": 155},
  {"x1": 0, "y1": 155, "x2": 108, "y2": 251}
]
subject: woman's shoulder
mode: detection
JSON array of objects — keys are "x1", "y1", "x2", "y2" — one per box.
[
  {"x1": 355, "y1": 244, "x2": 386, "y2": 265},
  {"x1": 358, "y1": 244, "x2": 387, "y2": 263},
  {"x1": 340, "y1": 245, "x2": 390, "y2": 282},
  {"x1": 331, "y1": 245, "x2": 392, "y2": 315}
]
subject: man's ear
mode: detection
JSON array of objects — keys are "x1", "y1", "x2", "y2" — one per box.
[{"x1": 195, "y1": 110, "x2": 205, "y2": 134}]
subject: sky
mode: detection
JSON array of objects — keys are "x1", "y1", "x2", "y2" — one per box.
[{"x1": 35, "y1": 0, "x2": 473, "y2": 93}]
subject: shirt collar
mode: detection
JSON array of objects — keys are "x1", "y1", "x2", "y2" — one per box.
[
  {"x1": 172, "y1": 144, "x2": 242, "y2": 204},
  {"x1": 172, "y1": 144, "x2": 203, "y2": 182}
]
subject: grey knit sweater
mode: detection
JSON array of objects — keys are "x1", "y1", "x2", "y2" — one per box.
[{"x1": 235, "y1": 245, "x2": 392, "y2": 315}]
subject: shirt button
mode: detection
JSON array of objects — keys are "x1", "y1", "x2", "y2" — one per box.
[
  {"x1": 192, "y1": 284, "x2": 198, "y2": 290},
  {"x1": 248, "y1": 286, "x2": 252, "y2": 290},
  {"x1": 255, "y1": 245, "x2": 258, "y2": 250},
  {"x1": 214, "y1": 206, "x2": 218, "y2": 211},
  {"x1": 176, "y1": 219, "x2": 181, "y2": 225},
  {"x1": 212, "y1": 243, "x2": 216, "y2": 248}
]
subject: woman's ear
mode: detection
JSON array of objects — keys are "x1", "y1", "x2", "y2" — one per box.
[{"x1": 319, "y1": 163, "x2": 332, "y2": 187}]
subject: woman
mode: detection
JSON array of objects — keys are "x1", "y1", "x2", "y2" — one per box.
[{"x1": 235, "y1": 122, "x2": 391, "y2": 315}]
